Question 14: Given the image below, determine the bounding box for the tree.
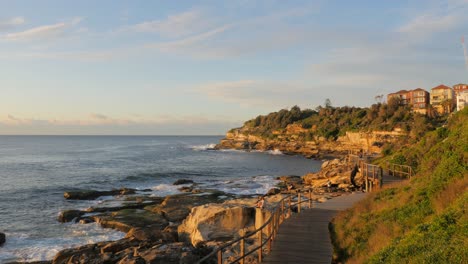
[374,94,384,104]
[325,98,332,108]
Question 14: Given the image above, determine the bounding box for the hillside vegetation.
[330,107,468,263]
[242,99,443,142]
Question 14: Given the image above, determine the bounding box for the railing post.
[258,229,262,262]
[379,167,383,188]
[298,192,301,213]
[218,250,222,264]
[365,174,369,192]
[280,200,284,223]
[267,222,272,252]
[240,229,245,264]
[288,196,292,216]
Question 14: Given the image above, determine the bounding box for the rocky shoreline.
[215,125,405,159]
[8,155,363,264]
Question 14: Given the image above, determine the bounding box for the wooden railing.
[386,162,413,178]
[197,190,315,264]
[348,154,383,192]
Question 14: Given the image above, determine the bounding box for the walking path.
[262,192,367,264]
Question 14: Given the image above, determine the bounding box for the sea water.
[0,136,320,262]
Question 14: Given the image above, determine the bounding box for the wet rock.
[118,255,146,264]
[173,179,194,185]
[148,192,227,223]
[277,175,302,183]
[52,244,98,264]
[79,218,93,224]
[138,242,197,264]
[178,186,193,192]
[57,210,85,223]
[0,232,5,246]
[125,227,177,243]
[85,199,163,213]
[178,204,255,246]
[92,209,168,233]
[100,238,138,254]
[64,188,137,200]
[266,188,281,196]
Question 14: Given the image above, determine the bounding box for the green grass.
[330,108,468,264]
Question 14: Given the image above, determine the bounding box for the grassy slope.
[330,108,468,264]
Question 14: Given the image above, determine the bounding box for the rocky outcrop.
[51,239,200,264]
[63,188,137,200]
[57,210,85,223]
[303,158,364,192]
[0,232,5,246]
[178,204,255,246]
[92,209,168,233]
[216,125,405,158]
[173,179,194,185]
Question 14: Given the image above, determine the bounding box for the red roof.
[431,84,452,90]
[412,88,427,92]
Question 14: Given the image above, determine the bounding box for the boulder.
[64,188,137,200]
[57,210,85,223]
[0,232,5,246]
[100,238,138,254]
[173,179,194,185]
[178,204,255,246]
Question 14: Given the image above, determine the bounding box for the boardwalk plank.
[262,193,367,264]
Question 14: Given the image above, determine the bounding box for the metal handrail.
[197,190,315,264]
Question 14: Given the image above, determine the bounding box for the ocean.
[0,136,321,262]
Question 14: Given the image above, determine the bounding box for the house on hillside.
[387,90,411,105]
[410,88,430,114]
[430,85,455,114]
[453,83,468,111]
[387,88,430,114]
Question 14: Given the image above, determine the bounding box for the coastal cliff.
[216,124,405,158]
[216,102,442,158]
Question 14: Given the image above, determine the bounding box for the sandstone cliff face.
[217,124,405,158]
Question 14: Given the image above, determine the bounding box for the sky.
[1,0,468,135]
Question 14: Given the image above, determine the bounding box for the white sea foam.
[267,149,283,155]
[190,143,217,151]
[0,224,124,262]
[151,183,185,196]
[201,175,280,196]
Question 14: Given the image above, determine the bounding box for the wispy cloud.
[2,17,82,41]
[0,16,25,31]
[398,13,461,37]
[125,9,212,38]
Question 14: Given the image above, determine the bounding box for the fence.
[386,162,413,178]
[197,190,315,264]
[348,154,383,192]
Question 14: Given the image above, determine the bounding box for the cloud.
[398,13,461,37]
[2,17,83,41]
[145,24,233,52]
[0,16,25,31]
[126,9,212,38]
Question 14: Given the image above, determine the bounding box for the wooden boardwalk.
[262,192,367,264]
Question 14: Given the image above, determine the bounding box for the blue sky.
[1,0,467,135]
